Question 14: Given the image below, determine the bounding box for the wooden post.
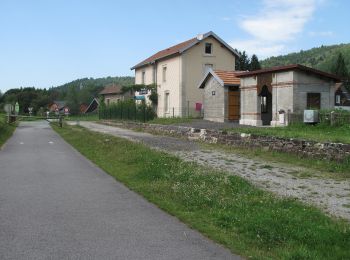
[330,111,335,126]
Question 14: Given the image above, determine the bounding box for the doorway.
[259,85,272,125]
[228,89,240,121]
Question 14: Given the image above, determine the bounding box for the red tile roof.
[99,84,122,95]
[214,70,241,85]
[235,64,341,82]
[131,31,240,70]
[131,38,197,70]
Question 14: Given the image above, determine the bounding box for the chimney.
[196,34,204,40]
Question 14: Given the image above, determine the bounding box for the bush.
[99,100,156,122]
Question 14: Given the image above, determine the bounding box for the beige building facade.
[131,31,239,117]
[237,65,341,126]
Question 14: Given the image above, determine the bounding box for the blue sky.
[0,0,348,92]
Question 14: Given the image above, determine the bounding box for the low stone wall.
[100,120,350,162]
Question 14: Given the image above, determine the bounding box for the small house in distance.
[99,84,133,106]
[198,69,241,122]
[236,64,341,126]
[49,101,69,113]
[335,83,350,110]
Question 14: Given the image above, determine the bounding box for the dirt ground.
[68,121,350,221]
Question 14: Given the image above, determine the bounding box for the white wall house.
[131,31,239,117]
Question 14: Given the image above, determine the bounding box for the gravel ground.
[165,119,245,130]
[70,121,350,221]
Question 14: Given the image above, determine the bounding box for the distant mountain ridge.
[261,43,350,74]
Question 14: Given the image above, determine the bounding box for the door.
[228,90,240,121]
[259,85,272,125]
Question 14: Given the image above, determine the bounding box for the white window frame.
[336,95,341,104]
[204,42,213,55]
[162,66,167,83]
[164,92,170,113]
[141,70,145,84]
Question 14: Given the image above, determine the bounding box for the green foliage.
[261,43,350,75]
[235,50,261,71]
[0,114,16,147]
[332,53,349,78]
[54,125,350,260]
[99,100,156,122]
[249,54,261,71]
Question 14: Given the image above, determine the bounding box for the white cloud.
[309,31,333,37]
[230,0,317,58]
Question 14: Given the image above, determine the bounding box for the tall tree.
[332,53,348,78]
[235,50,250,71]
[249,54,261,71]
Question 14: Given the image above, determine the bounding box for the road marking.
[48,141,54,144]
[19,142,24,145]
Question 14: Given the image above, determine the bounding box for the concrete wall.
[181,36,236,116]
[156,55,182,117]
[202,76,225,122]
[239,76,262,126]
[293,71,335,113]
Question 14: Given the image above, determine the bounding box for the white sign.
[4,104,13,114]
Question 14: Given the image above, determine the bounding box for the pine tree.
[249,54,261,71]
[332,53,348,78]
[235,50,250,71]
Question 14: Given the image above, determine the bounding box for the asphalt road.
[0,121,240,260]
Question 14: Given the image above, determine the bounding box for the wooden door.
[228,91,240,120]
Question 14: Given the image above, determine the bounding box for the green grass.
[148,117,195,125]
[65,113,99,121]
[0,115,16,148]
[227,123,350,144]
[53,124,350,259]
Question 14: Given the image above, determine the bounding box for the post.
[59,115,63,128]
[172,107,174,118]
[143,105,146,123]
[330,111,335,126]
[187,101,189,118]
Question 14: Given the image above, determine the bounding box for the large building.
[131,31,239,117]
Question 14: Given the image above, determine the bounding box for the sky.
[0,0,349,92]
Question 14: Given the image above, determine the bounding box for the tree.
[249,54,261,71]
[332,53,348,78]
[66,86,80,115]
[235,50,250,71]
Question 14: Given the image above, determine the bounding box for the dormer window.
[205,43,212,54]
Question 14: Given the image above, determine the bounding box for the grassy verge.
[0,115,16,148]
[148,117,195,125]
[53,124,350,259]
[227,123,350,144]
[65,113,99,121]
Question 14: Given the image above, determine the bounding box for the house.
[335,83,350,110]
[131,31,239,117]
[99,84,133,106]
[49,101,69,113]
[84,98,100,113]
[198,69,241,122]
[236,64,341,126]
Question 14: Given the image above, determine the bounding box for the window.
[261,96,267,113]
[307,93,321,109]
[336,95,341,104]
[162,66,167,82]
[164,92,170,112]
[141,71,145,84]
[204,64,213,74]
[106,98,110,106]
[212,91,216,96]
[205,43,212,54]
[139,88,148,95]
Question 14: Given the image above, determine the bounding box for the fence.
[287,110,350,126]
[99,102,156,122]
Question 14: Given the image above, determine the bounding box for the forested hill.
[55,76,134,93]
[261,43,350,74]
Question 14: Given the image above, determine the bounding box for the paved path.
[0,121,239,260]
[74,121,350,221]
